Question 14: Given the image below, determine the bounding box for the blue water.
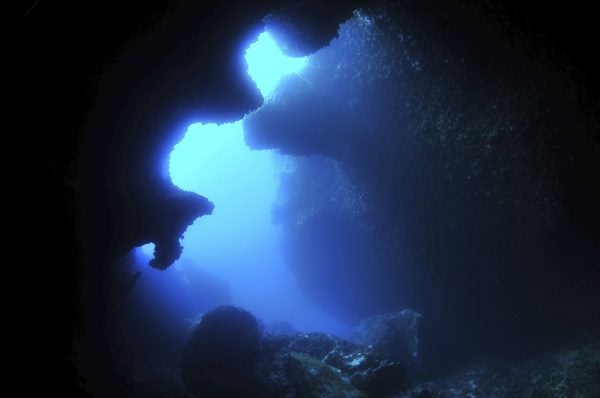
[138,31,349,336]
[245,31,307,98]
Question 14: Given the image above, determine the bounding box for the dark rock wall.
[27,1,356,395]
[245,2,600,371]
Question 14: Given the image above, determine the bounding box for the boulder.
[352,310,423,369]
[180,305,262,397]
[287,352,366,398]
[259,329,413,397]
[351,362,410,398]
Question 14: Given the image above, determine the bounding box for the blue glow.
[245,31,307,98]
[140,243,155,258]
[169,121,257,200]
[168,121,347,332]
[153,31,348,335]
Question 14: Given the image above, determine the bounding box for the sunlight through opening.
[245,31,307,98]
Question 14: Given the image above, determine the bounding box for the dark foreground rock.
[181,306,413,397]
[397,341,600,398]
[256,349,367,398]
[352,310,423,368]
[180,307,600,398]
[257,332,411,397]
[181,306,262,397]
[351,362,410,398]
[131,365,194,398]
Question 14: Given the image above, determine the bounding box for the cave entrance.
[138,31,347,335]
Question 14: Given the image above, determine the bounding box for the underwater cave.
[135,31,348,336]
[28,1,600,397]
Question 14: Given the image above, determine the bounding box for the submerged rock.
[287,332,344,359]
[131,365,194,398]
[181,308,600,397]
[181,307,417,397]
[257,332,408,397]
[352,310,423,369]
[262,320,297,336]
[397,341,600,398]
[323,339,380,374]
[258,351,367,398]
[245,1,600,372]
[180,305,262,397]
[351,361,410,398]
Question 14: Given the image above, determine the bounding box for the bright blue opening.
[140,242,155,258]
[245,31,307,98]
[148,30,349,335]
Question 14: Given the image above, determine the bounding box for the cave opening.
[134,30,349,337]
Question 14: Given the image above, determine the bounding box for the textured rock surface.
[256,332,412,397]
[397,341,600,398]
[179,308,600,398]
[181,308,415,397]
[351,362,410,398]
[258,351,367,398]
[352,310,423,369]
[245,3,600,371]
[134,337,600,398]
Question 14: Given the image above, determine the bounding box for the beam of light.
[168,120,261,200]
[156,30,347,336]
[245,31,307,98]
[140,243,155,258]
